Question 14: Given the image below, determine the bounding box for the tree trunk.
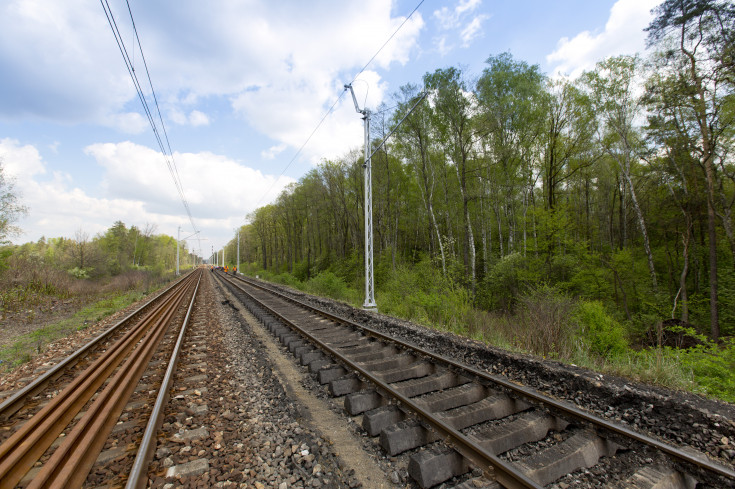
[618,157,657,291]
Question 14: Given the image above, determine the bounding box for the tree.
[72,229,90,269]
[476,53,546,259]
[582,55,658,291]
[0,160,28,244]
[424,67,478,291]
[646,0,735,340]
[394,83,447,276]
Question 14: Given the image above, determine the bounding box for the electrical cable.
[100,0,199,240]
[124,0,200,248]
[253,0,425,209]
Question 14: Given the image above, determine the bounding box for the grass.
[0,290,146,371]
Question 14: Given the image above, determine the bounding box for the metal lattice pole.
[345,84,377,310]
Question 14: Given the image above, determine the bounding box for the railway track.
[214,270,735,489]
[0,269,202,488]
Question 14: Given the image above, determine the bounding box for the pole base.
[362,301,378,312]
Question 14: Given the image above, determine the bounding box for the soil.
[0,296,88,348]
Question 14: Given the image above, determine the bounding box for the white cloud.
[460,15,488,47]
[2,138,292,249]
[233,70,387,164]
[546,0,660,78]
[0,138,46,177]
[86,141,293,218]
[169,108,188,125]
[0,0,134,122]
[0,0,423,152]
[261,144,286,160]
[432,0,487,55]
[104,112,149,134]
[0,138,140,241]
[188,110,209,127]
[169,109,210,127]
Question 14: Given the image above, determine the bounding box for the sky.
[0,0,661,259]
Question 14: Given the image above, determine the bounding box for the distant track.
[215,270,735,489]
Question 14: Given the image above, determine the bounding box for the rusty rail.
[0,270,201,489]
[0,273,191,421]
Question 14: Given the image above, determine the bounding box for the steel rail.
[0,271,199,489]
[0,272,192,421]
[27,270,201,488]
[227,273,735,483]
[125,272,201,489]
[218,273,540,489]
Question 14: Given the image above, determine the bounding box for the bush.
[67,267,91,279]
[478,252,535,312]
[272,272,304,290]
[573,300,628,359]
[305,271,351,301]
[376,259,471,330]
[518,286,575,358]
[680,339,735,402]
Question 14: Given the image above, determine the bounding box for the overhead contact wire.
[253,0,425,209]
[101,0,198,235]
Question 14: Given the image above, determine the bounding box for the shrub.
[573,300,628,359]
[272,272,303,290]
[305,271,351,301]
[67,267,91,279]
[517,286,575,358]
[478,252,527,312]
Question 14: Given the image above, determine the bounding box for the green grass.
[0,290,146,370]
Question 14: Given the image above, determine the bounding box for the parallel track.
[0,273,190,424]
[216,271,735,489]
[0,269,202,488]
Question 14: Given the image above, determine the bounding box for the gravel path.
[143,271,388,488]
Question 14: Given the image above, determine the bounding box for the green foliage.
[0,247,12,273]
[654,327,735,402]
[67,267,92,279]
[272,272,304,290]
[683,339,735,402]
[305,271,353,302]
[226,39,735,401]
[477,253,529,311]
[378,258,471,331]
[573,300,628,358]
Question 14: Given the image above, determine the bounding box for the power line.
[100,0,198,238]
[350,0,425,85]
[253,0,425,209]
[123,0,198,245]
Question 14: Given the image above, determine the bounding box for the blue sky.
[0,0,660,257]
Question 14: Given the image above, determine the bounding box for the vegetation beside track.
[0,289,151,370]
[243,261,735,404]
[0,235,181,370]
